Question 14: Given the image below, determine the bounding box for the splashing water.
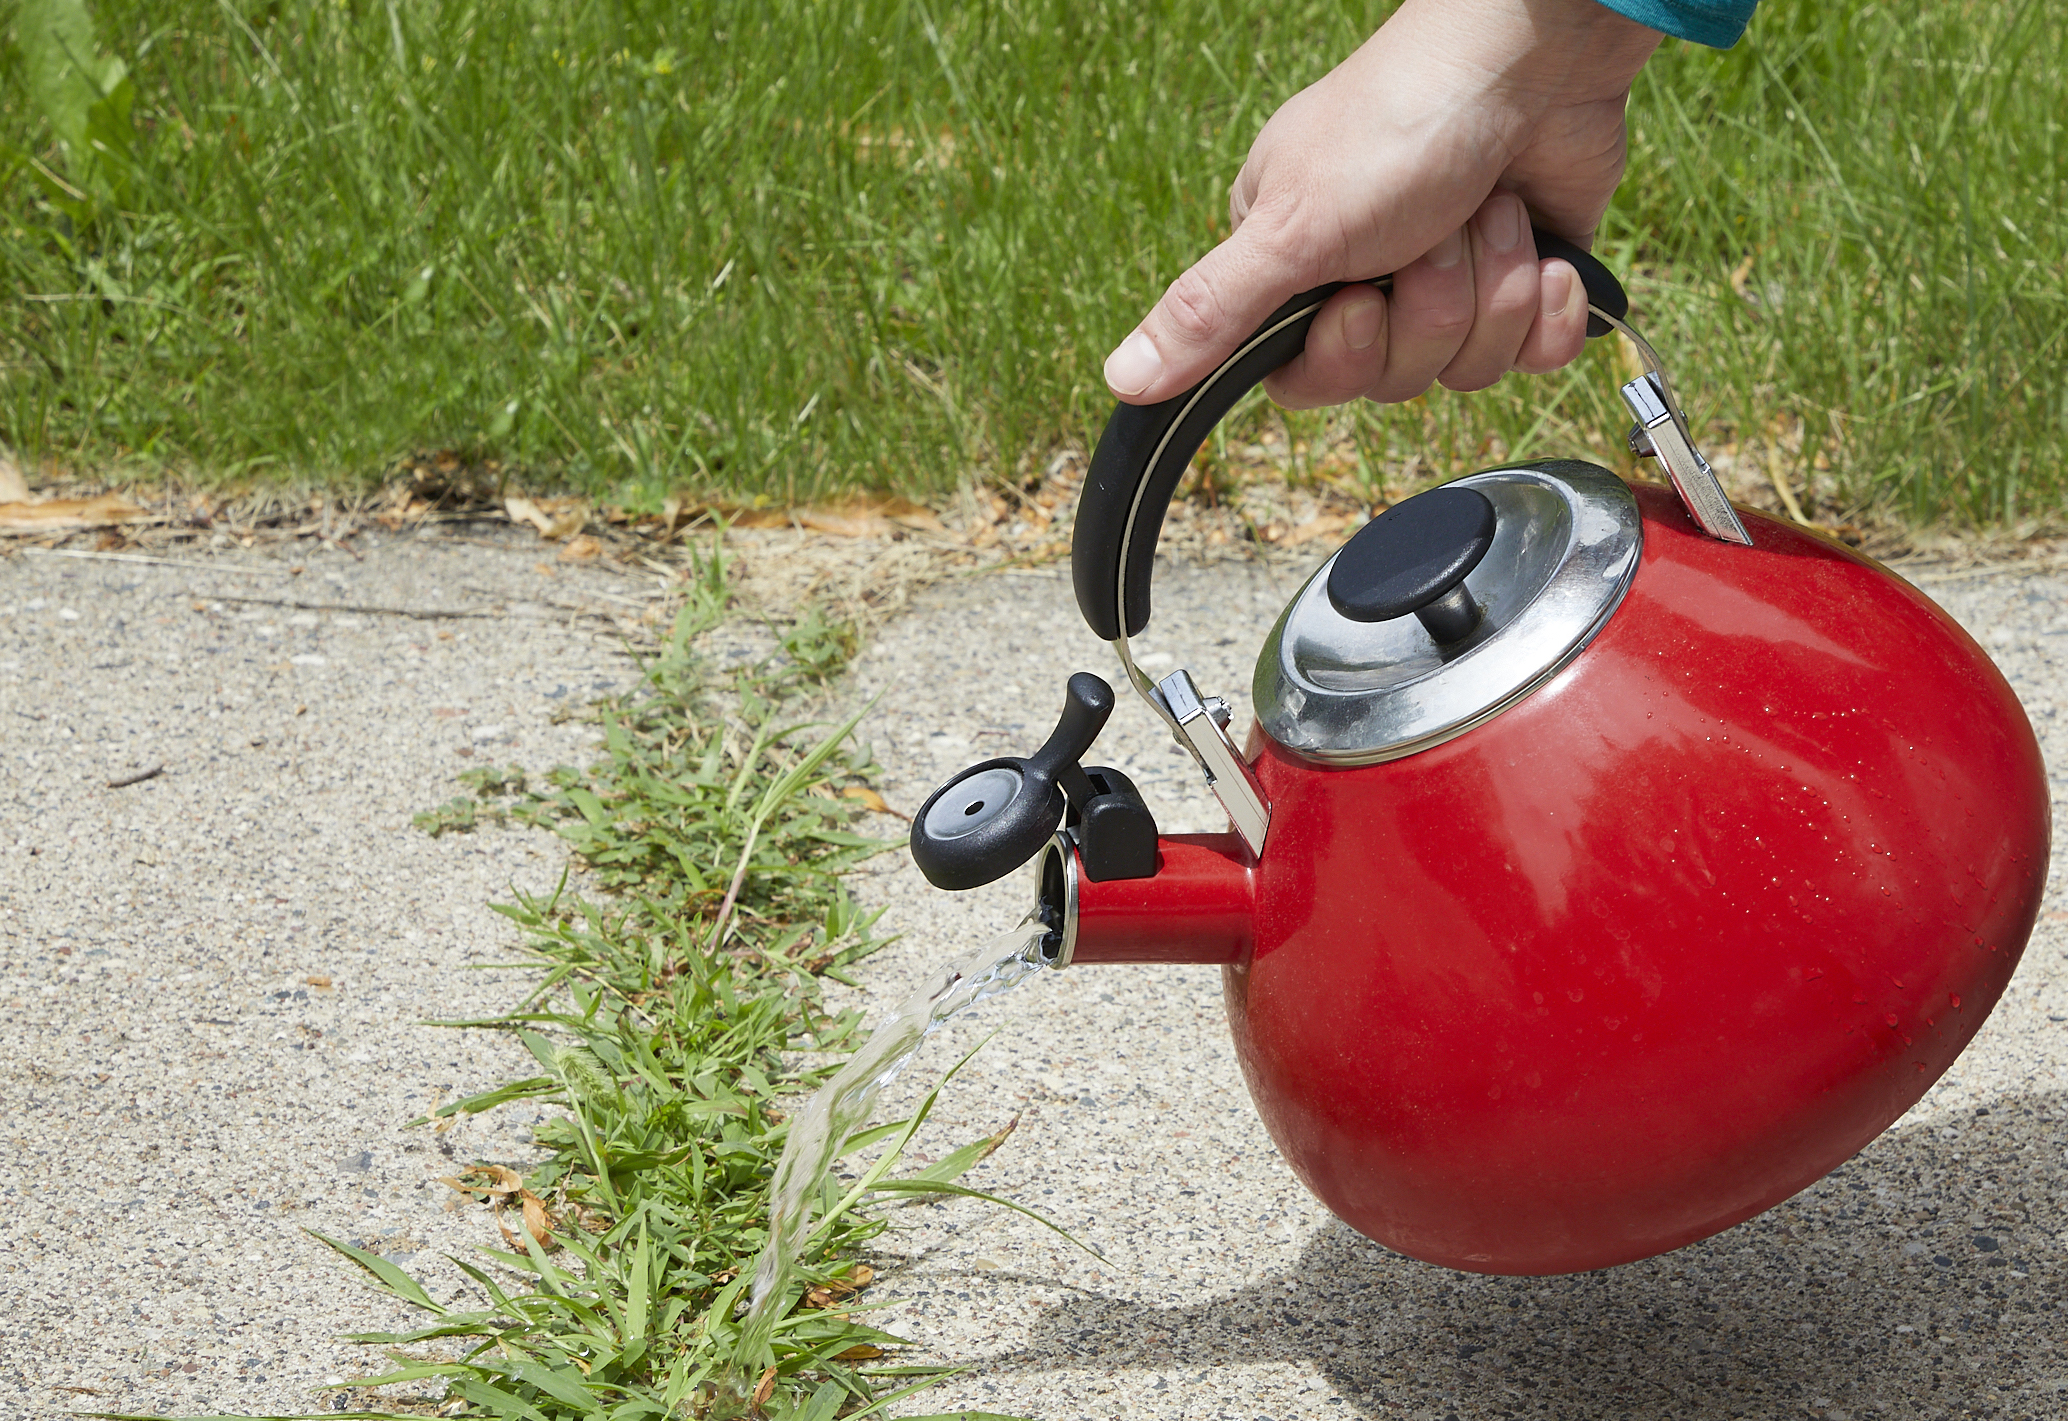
[714,916,1054,1407]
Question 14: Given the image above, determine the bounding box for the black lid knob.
[1326,486,1497,641]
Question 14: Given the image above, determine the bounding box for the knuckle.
[1368,373,1435,406]
[1268,355,1373,412]
[1488,279,1539,323]
[1439,367,1501,393]
[1394,277,1475,341]
[1244,206,1324,272]
[1420,306,1476,341]
[1160,267,1225,346]
[1263,377,1322,412]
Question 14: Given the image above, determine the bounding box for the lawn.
[2,0,2061,523]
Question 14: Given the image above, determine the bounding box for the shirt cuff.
[1590,0,1757,48]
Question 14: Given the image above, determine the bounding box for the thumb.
[1103,224,1313,405]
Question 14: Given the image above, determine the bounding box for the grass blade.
[304,1229,442,1313]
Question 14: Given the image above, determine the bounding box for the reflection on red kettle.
[909,237,2050,1276]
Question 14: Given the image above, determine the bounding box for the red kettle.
[909,238,2050,1276]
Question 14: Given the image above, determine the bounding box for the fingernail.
[1342,294,1385,352]
[1429,228,1466,270]
[1541,262,1575,318]
[1104,331,1164,397]
[1483,195,1523,254]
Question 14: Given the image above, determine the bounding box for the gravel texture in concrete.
[3,529,2064,1421]
[1,535,639,1418]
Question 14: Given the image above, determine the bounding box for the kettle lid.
[1253,460,1642,765]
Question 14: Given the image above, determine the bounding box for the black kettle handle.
[1071,229,1628,643]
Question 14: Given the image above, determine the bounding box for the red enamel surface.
[1068,833,1253,965]
[1076,485,2050,1275]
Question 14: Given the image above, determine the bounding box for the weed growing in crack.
[195,545,1035,1421]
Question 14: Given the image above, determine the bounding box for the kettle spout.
[1033,832,1253,967]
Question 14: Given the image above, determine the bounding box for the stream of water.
[712,915,1055,1409]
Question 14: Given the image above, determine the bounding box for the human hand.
[1101,0,1662,409]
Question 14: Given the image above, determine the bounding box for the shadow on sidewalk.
[989,1094,2066,1419]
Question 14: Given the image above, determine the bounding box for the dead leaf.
[505,494,589,541]
[662,492,697,536]
[840,785,891,815]
[796,509,887,538]
[804,1263,876,1309]
[1280,514,1350,548]
[558,533,604,563]
[305,974,332,990]
[751,1364,777,1411]
[794,495,944,538]
[0,453,27,504]
[492,1197,557,1252]
[832,1344,885,1361]
[0,493,148,530]
[890,506,946,534]
[446,1164,523,1199]
[1729,250,1757,303]
[518,1188,558,1250]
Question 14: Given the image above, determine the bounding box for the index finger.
[1103,218,1319,405]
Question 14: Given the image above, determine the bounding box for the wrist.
[1375,0,1661,109]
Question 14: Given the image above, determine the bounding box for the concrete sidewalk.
[3,527,2064,1421]
[1,533,643,1418]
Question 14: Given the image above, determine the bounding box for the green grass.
[3,0,2062,522]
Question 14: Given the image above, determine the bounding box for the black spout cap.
[909,673,1114,891]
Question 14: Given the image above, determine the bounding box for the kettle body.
[913,243,2050,1275]
[1209,486,2048,1273]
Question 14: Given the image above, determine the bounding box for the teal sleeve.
[1591,0,1758,48]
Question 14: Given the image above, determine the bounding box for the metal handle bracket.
[1156,668,1270,857]
[1598,311,1752,546]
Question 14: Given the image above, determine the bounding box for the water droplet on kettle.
[1949,994,1962,1009]
[1885,1014,1900,1028]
